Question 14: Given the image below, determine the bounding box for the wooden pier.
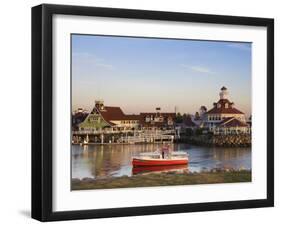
[72,129,177,144]
[118,134,174,144]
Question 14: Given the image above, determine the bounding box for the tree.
[182,113,188,121]
[194,112,200,120]
[175,112,183,123]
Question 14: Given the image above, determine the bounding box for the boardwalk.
[118,134,174,144]
[72,129,178,144]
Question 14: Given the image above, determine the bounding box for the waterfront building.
[74,100,176,132]
[213,117,250,135]
[77,100,139,131]
[139,112,176,130]
[202,87,250,134]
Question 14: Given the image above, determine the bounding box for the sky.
[72,34,252,117]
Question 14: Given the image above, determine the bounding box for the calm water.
[72,143,251,179]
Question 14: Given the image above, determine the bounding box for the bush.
[195,128,204,135]
[185,128,194,136]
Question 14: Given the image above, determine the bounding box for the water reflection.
[71,143,251,179]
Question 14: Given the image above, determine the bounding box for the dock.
[72,129,178,144]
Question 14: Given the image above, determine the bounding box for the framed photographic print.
[32,4,274,221]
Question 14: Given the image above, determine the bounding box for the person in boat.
[161,145,170,159]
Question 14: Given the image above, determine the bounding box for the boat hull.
[132,158,188,167]
[133,164,187,175]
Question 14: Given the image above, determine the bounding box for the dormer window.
[225,103,228,108]
[217,103,221,108]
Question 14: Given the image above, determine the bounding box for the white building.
[203,87,250,134]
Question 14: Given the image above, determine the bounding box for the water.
[72,143,251,179]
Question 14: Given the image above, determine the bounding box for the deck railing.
[72,129,176,135]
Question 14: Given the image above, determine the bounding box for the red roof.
[218,117,248,127]
[206,99,244,114]
[92,105,175,127]
[123,114,141,120]
[98,106,141,121]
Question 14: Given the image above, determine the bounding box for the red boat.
[132,150,188,167]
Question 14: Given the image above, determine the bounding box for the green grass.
[72,170,251,190]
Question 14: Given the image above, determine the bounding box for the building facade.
[202,87,250,134]
[73,100,176,132]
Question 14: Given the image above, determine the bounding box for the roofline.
[205,108,244,114]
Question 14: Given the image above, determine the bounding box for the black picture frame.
[32,4,274,222]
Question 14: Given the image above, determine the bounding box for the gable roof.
[90,105,176,125]
[206,99,244,114]
[218,117,249,127]
[98,106,141,121]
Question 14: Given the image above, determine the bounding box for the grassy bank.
[72,170,251,190]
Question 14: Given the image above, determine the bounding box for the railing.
[72,129,177,144]
[119,134,174,143]
[72,129,176,135]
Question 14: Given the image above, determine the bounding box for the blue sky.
[72,34,252,117]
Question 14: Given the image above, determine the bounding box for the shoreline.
[72,170,251,190]
[72,134,251,147]
[72,140,251,148]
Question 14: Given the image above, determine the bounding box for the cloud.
[73,52,114,70]
[94,62,114,70]
[180,64,214,74]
